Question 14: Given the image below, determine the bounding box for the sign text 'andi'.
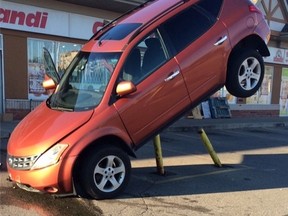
[0,7,48,29]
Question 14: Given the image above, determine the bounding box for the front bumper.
[7,156,76,194]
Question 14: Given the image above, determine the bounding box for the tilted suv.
[7,0,270,199]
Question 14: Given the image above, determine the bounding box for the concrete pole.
[153,134,165,175]
[198,128,222,167]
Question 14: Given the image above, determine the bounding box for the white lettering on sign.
[0,8,48,29]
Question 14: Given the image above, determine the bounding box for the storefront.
[264,47,288,116]
[0,0,117,119]
[212,0,288,118]
[212,46,288,117]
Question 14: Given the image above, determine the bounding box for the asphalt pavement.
[1,116,288,216]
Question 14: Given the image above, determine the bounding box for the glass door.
[0,34,4,114]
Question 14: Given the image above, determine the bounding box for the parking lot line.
[131,165,254,185]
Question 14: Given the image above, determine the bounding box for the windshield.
[97,23,142,41]
[47,51,121,111]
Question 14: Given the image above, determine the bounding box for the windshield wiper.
[50,106,74,112]
[47,96,74,112]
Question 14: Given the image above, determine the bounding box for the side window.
[120,30,168,84]
[196,0,223,18]
[162,3,216,53]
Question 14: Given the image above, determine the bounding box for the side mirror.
[43,78,56,90]
[116,81,136,97]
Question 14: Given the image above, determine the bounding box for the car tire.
[79,145,131,200]
[226,49,264,98]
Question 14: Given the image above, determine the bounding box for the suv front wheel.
[226,48,264,98]
[79,145,131,199]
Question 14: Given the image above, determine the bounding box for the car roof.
[82,0,187,52]
[121,0,184,25]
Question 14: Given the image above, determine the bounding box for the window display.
[280,68,288,116]
[215,65,273,105]
[27,38,82,100]
[246,65,273,104]
[0,34,3,114]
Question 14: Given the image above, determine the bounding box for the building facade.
[0,0,288,120]
[226,0,288,117]
[0,0,119,119]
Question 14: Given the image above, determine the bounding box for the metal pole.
[198,128,222,167]
[153,134,165,175]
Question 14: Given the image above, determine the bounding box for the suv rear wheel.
[226,48,264,98]
[79,145,131,199]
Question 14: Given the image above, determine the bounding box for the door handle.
[214,35,227,46]
[165,70,180,82]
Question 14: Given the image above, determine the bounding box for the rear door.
[114,30,190,145]
[162,0,230,102]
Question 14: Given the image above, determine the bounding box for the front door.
[114,31,190,145]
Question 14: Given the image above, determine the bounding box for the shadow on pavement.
[122,153,288,199]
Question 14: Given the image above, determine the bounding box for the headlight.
[31,144,68,170]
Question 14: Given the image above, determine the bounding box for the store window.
[0,34,3,114]
[215,87,237,104]
[27,38,82,100]
[280,67,288,116]
[246,65,273,104]
[212,85,237,104]
[214,65,274,105]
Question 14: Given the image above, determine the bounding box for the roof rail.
[128,0,186,44]
[89,0,156,41]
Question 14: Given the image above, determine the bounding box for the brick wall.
[230,104,280,118]
[231,109,279,118]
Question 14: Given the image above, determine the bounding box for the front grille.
[7,154,39,170]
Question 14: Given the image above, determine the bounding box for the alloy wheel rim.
[93,155,125,193]
[238,57,261,91]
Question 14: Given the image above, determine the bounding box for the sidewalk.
[1,116,288,140]
[0,121,19,139]
[168,116,288,132]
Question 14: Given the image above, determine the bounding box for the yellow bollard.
[153,134,165,175]
[198,128,222,167]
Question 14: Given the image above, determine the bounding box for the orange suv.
[7,0,270,199]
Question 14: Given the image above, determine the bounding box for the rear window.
[97,23,142,41]
[162,6,213,53]
[161,0,223,54]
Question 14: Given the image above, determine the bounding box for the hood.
[8,102,93,156]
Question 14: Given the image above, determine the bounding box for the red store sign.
[0,1,106,40]
[0,8,48,29]
[264,47,288,66]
